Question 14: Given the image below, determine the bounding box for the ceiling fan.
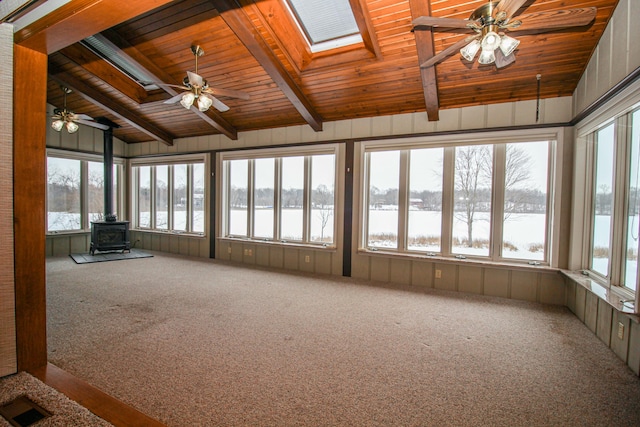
[160,45,250,113]
[51,86,109,133]
[412,0,597,69]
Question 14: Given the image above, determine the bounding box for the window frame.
[357,128,565,267]
[218,144,341,249]
[46,149,124,234]
[573,78,640,305]
[130,154,208,236]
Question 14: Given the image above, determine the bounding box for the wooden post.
[13,43,48,372]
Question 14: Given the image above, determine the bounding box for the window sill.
[358,248,558,273]
[560,270,638,318]
[47,230,89,236]
[218,236,336,252]
[132,229,206,238]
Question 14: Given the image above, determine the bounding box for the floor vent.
[0,396,52,427]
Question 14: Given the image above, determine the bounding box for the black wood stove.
[89,121,130,255]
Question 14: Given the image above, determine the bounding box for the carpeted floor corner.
[0,372,112,427]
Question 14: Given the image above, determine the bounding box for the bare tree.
[314,184,333,241]
[454,145,492,247]
[455,144,533,247]
[503,144,533,220]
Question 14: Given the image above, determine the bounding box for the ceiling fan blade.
[187,71,204,88]
[507,8,597,33]
[203,87,251,101]
[163,93,187,104]
[155,82,188,90]
[210,96,230,112]
[420,35,479,68]
[413,15,473,30]
[74,113,94,121]
[76,119,110,131]
[495,0,529,20]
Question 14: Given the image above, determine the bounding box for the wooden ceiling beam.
[101,29,238,140]
[210,0,323,132]
[49,69,174,146]
[14,0,174,54]
[408,0,440,122]
[59,43,148,104]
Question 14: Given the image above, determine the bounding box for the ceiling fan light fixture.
[180,92,195,110]
[481,30,501,52]
[478,47,496,65]
[499,34,520,57]
[65,120,79,134]
[197,94,213,112]
[51,119,65,132]
[460,39,481,62]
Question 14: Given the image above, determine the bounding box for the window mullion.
[274,158,282,240]
[248,160,255,238]
[81,161,89,230]
[441,147,455,256]
[611,115,629,286]
[168,165,174,232]
[491,145,506,261]
[303,157,311,242]
[398,150,409,251]
[186,164,192,232]
[150,166,157,230]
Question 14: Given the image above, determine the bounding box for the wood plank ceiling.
[14,0,620,144]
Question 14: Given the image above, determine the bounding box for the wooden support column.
[13,43,48,372]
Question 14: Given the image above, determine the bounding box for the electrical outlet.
[435,269,442,279]
[305,255,310,263]
[618,322,625,340]
[227,246,232,254]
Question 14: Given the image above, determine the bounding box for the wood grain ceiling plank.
[102,29,238,140]
[49,70,174,146]
[210,0,323,132]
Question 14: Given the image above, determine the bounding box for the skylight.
[285,0,362,53]
[81,34,158,91]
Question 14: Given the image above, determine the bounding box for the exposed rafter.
[210,0,323,132]
[49,69,174,146]
[101,29,238,140]
[59,43,148,104]
[14,0,174,54]
[408,0,440,122]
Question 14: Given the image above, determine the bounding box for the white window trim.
[46,149,125,234]
[217,144,344,249]
[355,127,566,267]
[130,153,208,236]
[571,80,640,305]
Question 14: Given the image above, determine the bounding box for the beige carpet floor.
[46,252,640,426]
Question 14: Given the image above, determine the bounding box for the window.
[285,0,362,52]
[221,147,338,246]
[47,151,123,233]
[362,136,556,264]
[132,156,207,234]
[583,109,640,294]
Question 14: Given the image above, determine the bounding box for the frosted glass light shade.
[51,119,64,131]
[478,48,496,65]
[197,94,213,112]
[180,92,195,109]
[65,120,79,133]
[481,31,501,52]
[460,39,481,62]
[499,34,520,57]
